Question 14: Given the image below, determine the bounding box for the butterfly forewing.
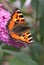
[7,8,26,32]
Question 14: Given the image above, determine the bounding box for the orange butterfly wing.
[8,8,25,31]
[10,30,33,44]
[20,30,33,44]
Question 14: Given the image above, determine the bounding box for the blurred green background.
[0,0,44,65]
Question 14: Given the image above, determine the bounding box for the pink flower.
[0,4,27,48]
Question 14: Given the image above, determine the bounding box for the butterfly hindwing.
[20,30,33,44]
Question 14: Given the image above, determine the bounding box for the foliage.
[10,0,16,2]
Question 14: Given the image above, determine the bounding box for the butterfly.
[6,8,33,44]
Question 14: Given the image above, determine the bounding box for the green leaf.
[20,0,26,7]
[9,52,38,65]
[0,47,3,61]
[10,0,16,2]
[39,12,44,44]
[31,0,44,18]
[29,40,43,62]
[0,41,2,45]
[2,45,20,51]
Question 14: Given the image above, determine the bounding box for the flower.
[0,4,27,48]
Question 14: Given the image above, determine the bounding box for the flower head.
[0,4,27,48]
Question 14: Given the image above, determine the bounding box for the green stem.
[36,0,39,21]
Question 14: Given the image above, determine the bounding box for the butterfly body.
[7,8,33,44]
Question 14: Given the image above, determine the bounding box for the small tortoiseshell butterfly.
[6,8,33,44]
